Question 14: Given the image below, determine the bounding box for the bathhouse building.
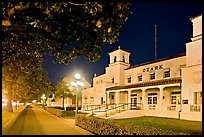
[81,15,202,121]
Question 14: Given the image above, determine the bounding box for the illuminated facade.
[81,15,202,121]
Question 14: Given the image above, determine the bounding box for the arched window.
[114,56,117,62]
[122,56,125,62]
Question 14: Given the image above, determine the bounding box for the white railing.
[190,105,201,112]
[166,105,181,111]
[148,105,157,110]
[167,105,176,111]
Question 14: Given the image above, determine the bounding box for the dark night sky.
[42,2,202,86]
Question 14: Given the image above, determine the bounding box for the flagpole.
[155,25,157,60]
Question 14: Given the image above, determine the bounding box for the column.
[128,90,131,109]
[106,91,109,104]
[115,91,119,105]
[160,87,164,111]
[128,90,131,104]
[142,88,146,110]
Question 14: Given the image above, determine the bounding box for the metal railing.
[82,104,105,111]
[82,103,143,117]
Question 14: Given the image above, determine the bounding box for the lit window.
[150,72,155,80]
[164,70,170,78]
[127,77,131,83]
[148,97,152,104]
[153,97,157,104]
[171,96,177,104]
[138,75,142,81]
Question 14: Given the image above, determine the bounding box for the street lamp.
[41,94,46,106]
[70,73,84,115]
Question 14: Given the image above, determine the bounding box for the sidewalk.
[6,105,94,135]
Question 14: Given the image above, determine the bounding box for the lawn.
[2,105,27,128]
[113,116,202,135]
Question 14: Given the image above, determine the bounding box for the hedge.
[75,114,189,135]
[44,107,75,118]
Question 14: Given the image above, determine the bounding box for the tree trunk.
[7,83,13,112]
[62,97,64,109]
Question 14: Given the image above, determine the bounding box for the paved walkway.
[6,105,94,135]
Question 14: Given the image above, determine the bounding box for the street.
[6,105,94,135]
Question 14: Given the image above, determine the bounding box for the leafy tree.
[2,2,132,63]
[55,81,73,109]
[2,2,132,111]
[2,34,53,111]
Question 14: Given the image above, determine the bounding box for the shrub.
[75,114,189,135]
[44,107,75,118]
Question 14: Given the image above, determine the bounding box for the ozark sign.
[143,65,163,72]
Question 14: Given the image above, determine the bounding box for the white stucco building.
[81,15,202,121]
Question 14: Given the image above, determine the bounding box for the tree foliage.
[55,80,73,108]
[2,2,132,111]
[2,2,132,63]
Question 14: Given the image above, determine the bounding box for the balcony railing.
[167,105,176,111]
[190,105,201,112]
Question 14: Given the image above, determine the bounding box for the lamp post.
[105,91,108,118]
[70,73,84,115]
[41,94,46,106]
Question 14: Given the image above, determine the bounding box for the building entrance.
[131,94,137,109]
[148,93,158,110]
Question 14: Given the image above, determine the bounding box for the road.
[6,105,94,135]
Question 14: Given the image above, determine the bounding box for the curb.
[2,105,27,135]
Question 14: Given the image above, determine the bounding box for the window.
[171,96,177,104]
[153,97,157,104]
[148,93,157,96]
[114,56,117,62]
[122,56,125,62]
[131,94,137,96]
[182,100,188,104]
[138,75,142,82]
[148,97,152,104]
[171,91,181,95]
[148,93,158,105]
[111,78,114,83]
[127,77,131,83]
[101,97,103,104]
[111,95,114,99]
[164,69,170,78]
[193,92,202,104]
[150,72,155,80]
[171,91,181,104]
[148,96,157,104]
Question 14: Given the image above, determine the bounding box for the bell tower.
[109,46,130,64]
[105,46,131,85]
